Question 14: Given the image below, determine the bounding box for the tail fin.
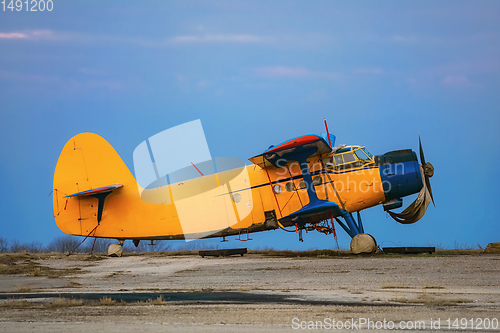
[52,133,137,236]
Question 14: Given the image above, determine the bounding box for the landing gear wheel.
[350,233,377,254]
[108,243,123,257]
[367,233,377,248]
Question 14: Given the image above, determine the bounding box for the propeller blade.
[419,134,435,207]
[425,177,435,207]
[388,134,435,224]
[419,134,426,165]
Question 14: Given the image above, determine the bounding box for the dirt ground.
[0,251,499,332]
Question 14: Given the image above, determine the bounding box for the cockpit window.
[324,146,374,170]
[336,148,351,154]
[342,152,356,163]
[355,149,370,161]
[362,148,373,159]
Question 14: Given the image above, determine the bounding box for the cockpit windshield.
[323,146,374,170]
[361,148,373,159]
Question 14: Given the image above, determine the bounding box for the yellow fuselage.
[53,133,385,240]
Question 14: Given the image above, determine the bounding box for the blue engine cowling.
[376,149,423,202]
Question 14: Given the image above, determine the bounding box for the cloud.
[177,74,187,82]
[0,69,128,94]
[255,66,310,77]
[418,59,499,91]
[0,32,28,39]
[252,66,342,80]
[0,29,68,41]
[171,34,265,43]
[0,29,268,47]
[0,70,62,84]
[197,79,213,88]
[0,29,160,46]
[392,35,417,43]
[79,67,108,76]
[353,68,383,75]
[441,75,470,87]
[436,59,500,75]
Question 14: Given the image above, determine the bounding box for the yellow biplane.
[52,120,434,254]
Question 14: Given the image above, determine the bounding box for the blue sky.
[1,1,499,250]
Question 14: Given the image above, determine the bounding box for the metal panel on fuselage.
[248,157,385,221]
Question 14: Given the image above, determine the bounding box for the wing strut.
[330,210,339,250]
[263,163,282,218]
[324,118,332,147]
[68,224,99,254]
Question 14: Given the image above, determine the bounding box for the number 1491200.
[2,0,53,11]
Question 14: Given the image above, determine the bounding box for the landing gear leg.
[333,211,376,254]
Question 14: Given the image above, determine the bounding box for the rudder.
[52,133,137,236]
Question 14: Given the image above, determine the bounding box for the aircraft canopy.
[323,145,374,170]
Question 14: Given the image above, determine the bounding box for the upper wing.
[248,135,332,168]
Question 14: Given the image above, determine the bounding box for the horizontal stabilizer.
[64,184,123,198]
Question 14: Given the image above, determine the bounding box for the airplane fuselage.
[53,133,423,242]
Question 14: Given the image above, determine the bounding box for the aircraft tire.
[350,233,377,254]
[366,233,377,248]
[108,243,123,257]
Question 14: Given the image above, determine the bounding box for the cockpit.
[323,145,374,170]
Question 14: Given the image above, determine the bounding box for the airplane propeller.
[419,135,435,207]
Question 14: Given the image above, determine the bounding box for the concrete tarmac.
[0,252,499,332]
